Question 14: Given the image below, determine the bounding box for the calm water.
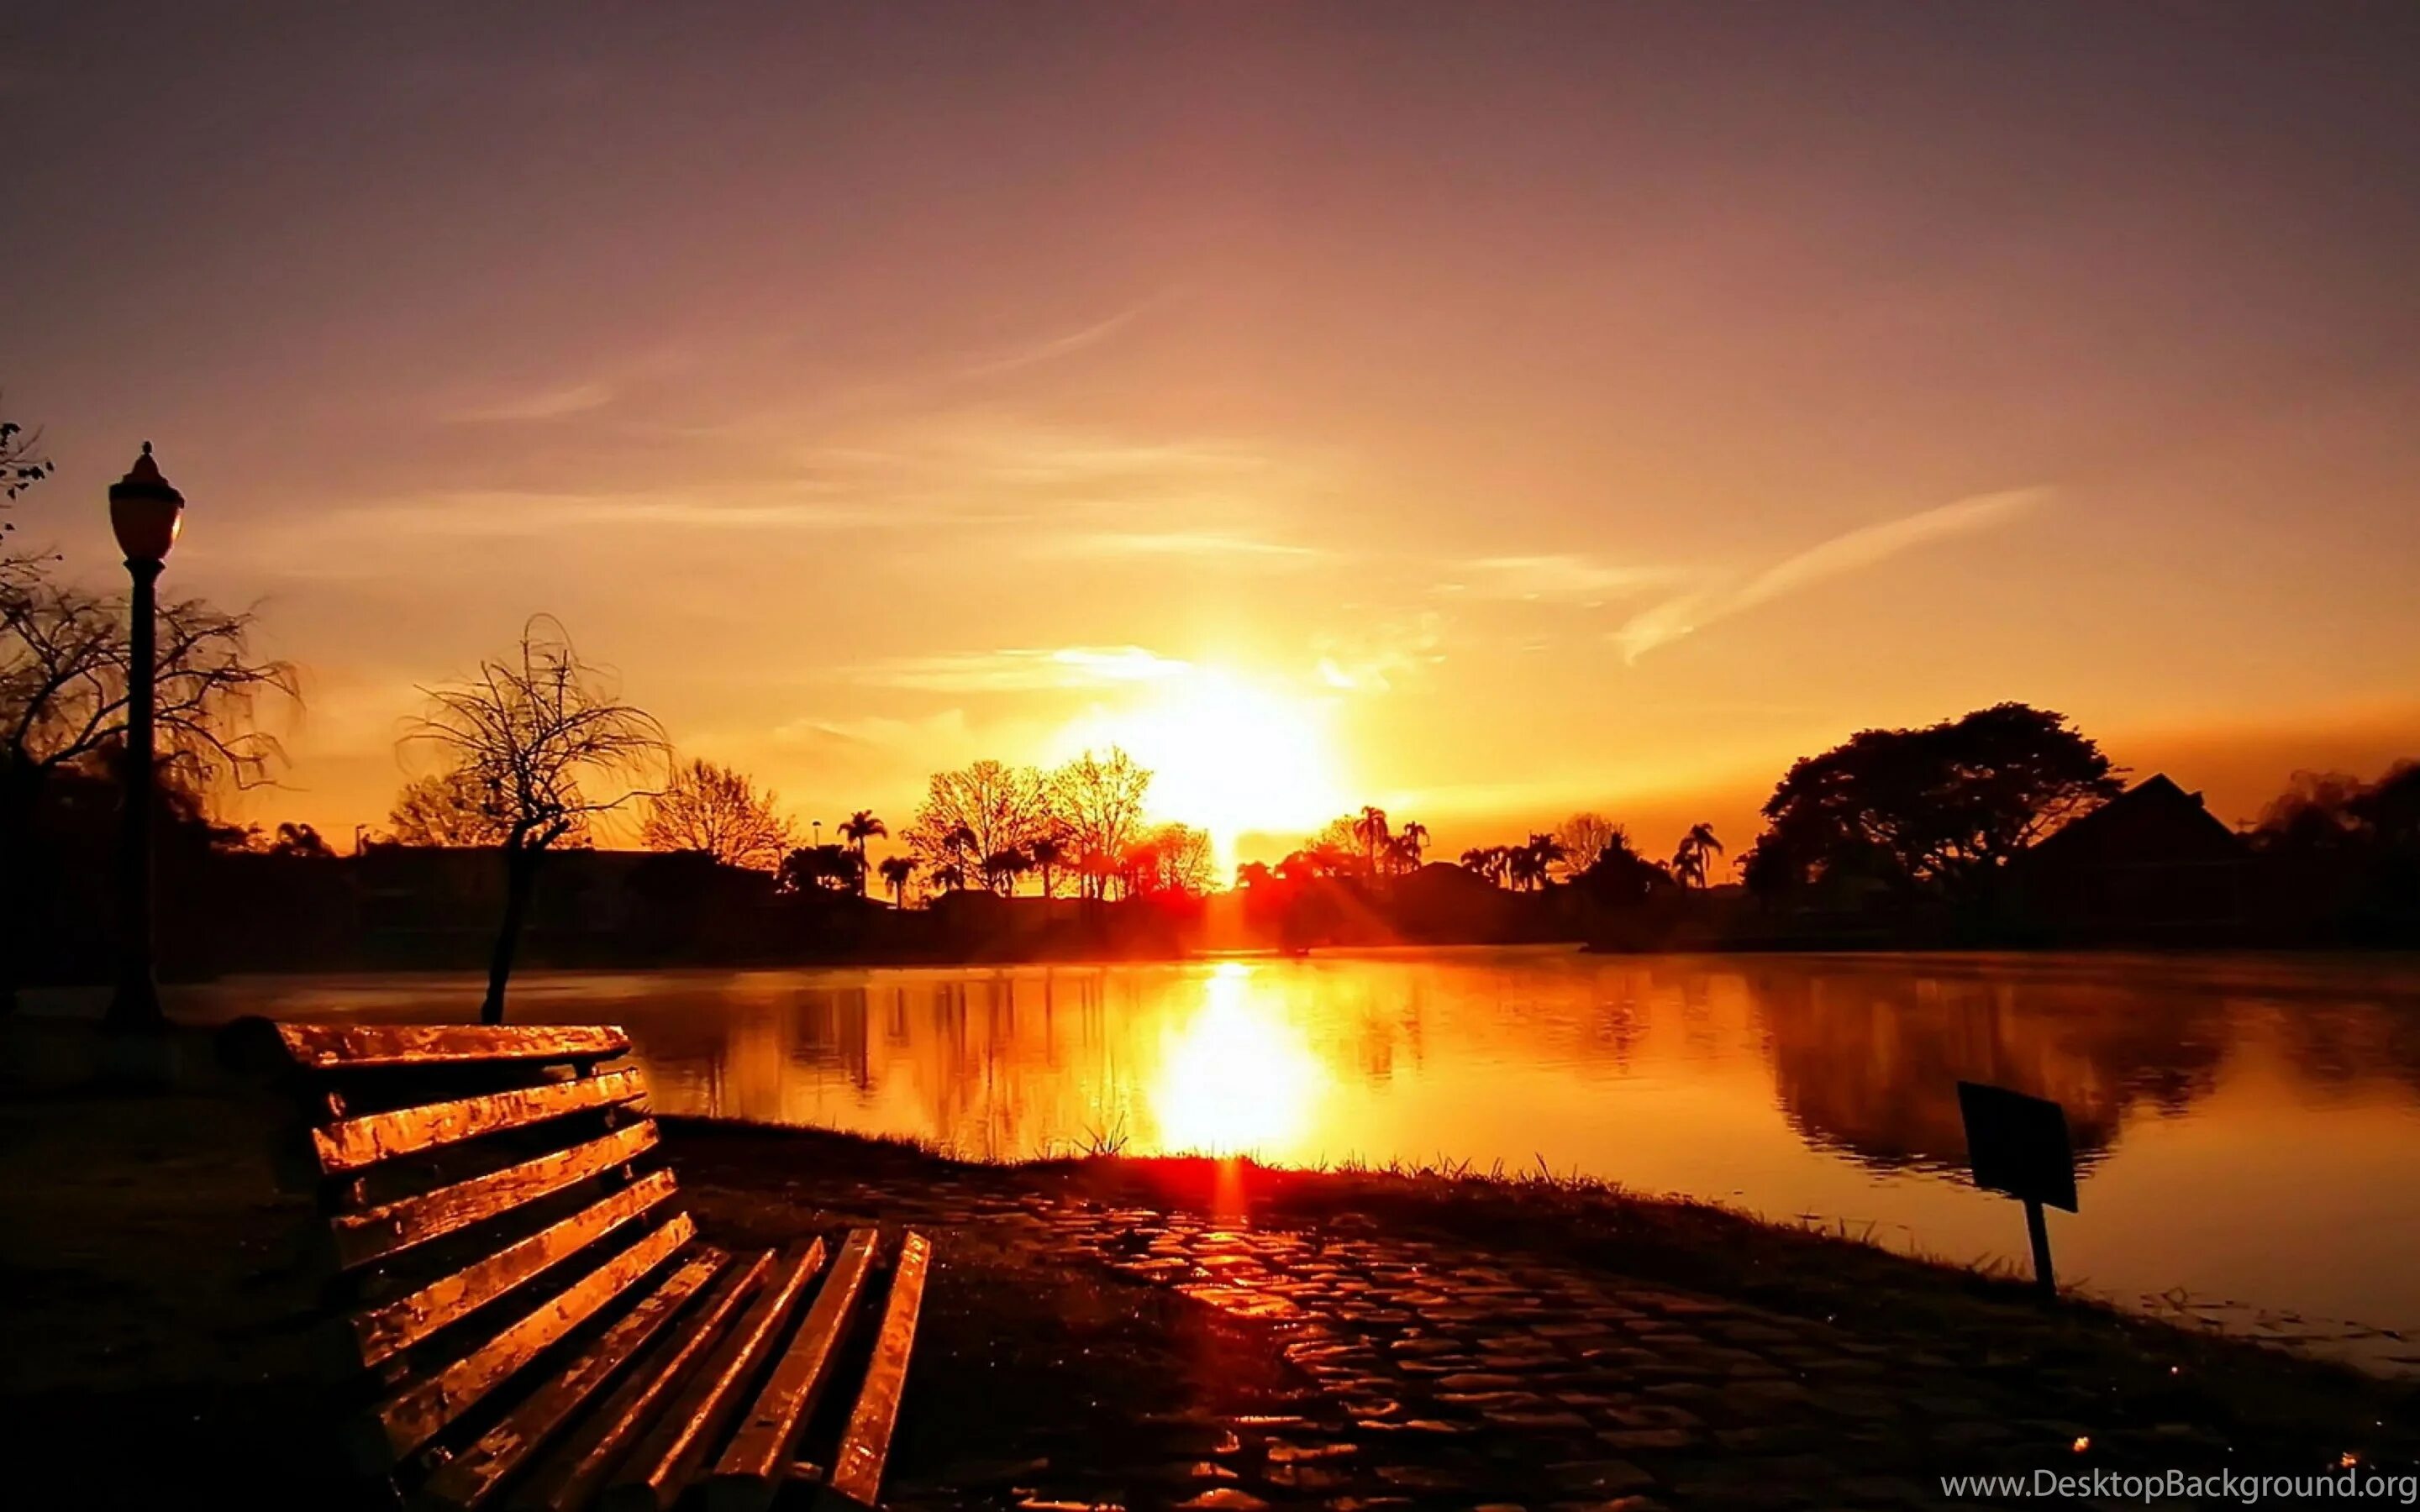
[170,948,2420,1372]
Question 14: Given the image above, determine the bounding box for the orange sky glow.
[8,4,2419,871]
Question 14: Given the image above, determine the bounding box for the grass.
[659,1112,2420,1465]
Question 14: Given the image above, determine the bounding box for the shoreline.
[3,1047,2416,1505]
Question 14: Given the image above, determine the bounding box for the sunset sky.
[9,3,2420,867]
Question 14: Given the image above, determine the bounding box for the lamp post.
[104,444,184,1031]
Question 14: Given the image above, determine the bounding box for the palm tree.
[1384,832,1422,876]
[1460,845,1513,886]
[983,847,1032,895]
[1028,833,1066,898]
[1672,822,1724,890]
[878,854,916,908]
[1352,806,1390,872]
[929,859,966,894]
[1506,847,1544,892]
[838,810,886,893]
[1522,832,1567,890]
[1398,820,1429,867]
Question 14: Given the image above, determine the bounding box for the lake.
[169,948,2420,1373]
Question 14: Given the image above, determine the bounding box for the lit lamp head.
[108,442,185,564]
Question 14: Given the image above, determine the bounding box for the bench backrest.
[240,1021,697,1483]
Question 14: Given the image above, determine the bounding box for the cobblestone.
[981,1198,2243,1509]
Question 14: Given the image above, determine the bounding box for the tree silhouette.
[877,853,917,907]
[838,809,886,893]
[639,758,792,869]
[0,398,55,572]
[1556,811,1622,874]
[1127,822,1215,896]
[1579,827,1673,904]
[267,821,334,858]
[387,768,516,847]
[981,847,1034,894]
[1050,748,1150,899]
[2,579,296,1010]
[906,759,1047,895]
[1671,822,1724,889]
[1027,831,1068,898]
[406,617,664,1024]
[780,843,864,895]
[1507,832,1565,891]
[1460,844,1510,886]
[1353,806,1391,871]
[1743,702,2121,904]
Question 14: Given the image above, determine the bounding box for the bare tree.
[406,617,664,1023]
[386,768,515,846]
[905,759,1049,895]
[1,579,296,1008]
[1127,821,1215,896]
[0,400,55,579]
[639,757,793,869]
[1048,748,1151,899]
[1555,811,1623,874]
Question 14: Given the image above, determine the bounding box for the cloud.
[1615,487,2052,661]
[1050,530,1328,562]
[446,382,618,423]
[956,306,1149,379]
[1313,613,1447,692]
[1448,554,1676,603]
[849,645,1194,693]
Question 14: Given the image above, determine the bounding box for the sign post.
[1954,1081,2077,1299]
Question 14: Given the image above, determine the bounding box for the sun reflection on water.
[1146,962,1328,1156]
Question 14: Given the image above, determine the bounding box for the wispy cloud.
[446,381,618,423]
[957,306,1150,380]
[850,645,1194,693]
[1050,529,1328,562]
[1447,553,1677,603]
[1314,613,1447,692]
[1615,487,2052,661]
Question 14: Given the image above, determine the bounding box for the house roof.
[2024,773,2244,869]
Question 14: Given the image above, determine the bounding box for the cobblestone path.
[997,1201,2191,1512]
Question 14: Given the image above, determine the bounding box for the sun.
[1060,667,1346,859]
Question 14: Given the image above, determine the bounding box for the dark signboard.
[1956,1081,2078,1214]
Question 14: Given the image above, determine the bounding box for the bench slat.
[332,1121,661,1273]
[360,1211,696,1469]
[350,1168,680,1368]
[823,1231,931,1510]
[313,1067,646,1176]
[276,1023,632,1070]
[703,1228,880,1512]
[420,1248,729,1511]
[509,1251,771,1512]
[602,1240,826,1512]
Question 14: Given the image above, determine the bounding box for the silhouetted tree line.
[2244,764,2420,944]
[10,385,2417,1014]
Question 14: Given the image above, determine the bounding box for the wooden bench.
[232,1020,931,1512]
